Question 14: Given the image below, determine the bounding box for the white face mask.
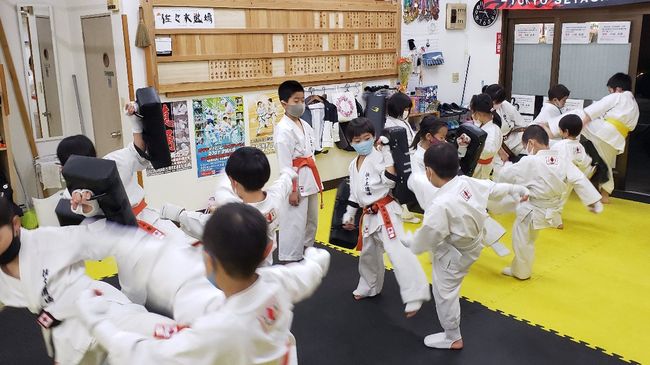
[525,141,535,155]
[402,110,410,121]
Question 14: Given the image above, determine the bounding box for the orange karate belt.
[356,195,396,251]
[132,199,165,238]
[292,156,324,208]
[478,156,494,165]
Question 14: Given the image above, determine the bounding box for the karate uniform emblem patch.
[258,299,281,333]
[460,189,472,201]
[546,156,558,165]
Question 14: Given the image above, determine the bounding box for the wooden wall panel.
[149,0,399,95]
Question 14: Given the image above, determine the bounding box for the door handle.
[111,131,122,138]
[41,111,51,117]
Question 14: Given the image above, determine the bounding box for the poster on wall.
[146,101,192,177]
[247,93,283,154]
[193,96,245,178]
[598,21,630,44]
[511,94,535,115]
[514,24,542,44]
[483,0,650,10]
[154,7,215,29]
[561,23,591,44]
[544,23,555,44]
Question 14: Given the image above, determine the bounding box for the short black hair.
[470,94,493,114]
[522,125,550,146]
[607,73,632,91]
[225,147,271,191]
[0,197,16,228]
[423,143,459,179]
[484,84,506,104]
[411,116,447,149]
[548,84,570,101]
[558,114,583,137]
[345,117,376,141]
[278,80,304,102]
[202,203,268,279]
[386,92,413,119]
[57,135,97,166]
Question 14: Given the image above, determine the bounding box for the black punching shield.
[55,198,85,227]
[364,93,387,138]
[329,179,362,249]
[61,155,137,226]
[136,87,172,169]
[451,123,487,176]
[385,126,416,205]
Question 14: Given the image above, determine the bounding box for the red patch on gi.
[154,323,190,339]
[258,299,281,333]
[460,189,472,201]
[546,156,558,165]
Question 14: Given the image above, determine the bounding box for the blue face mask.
[351,139,374,156]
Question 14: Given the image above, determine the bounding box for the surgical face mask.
[351,139,374,156]
[0,231,20,265]
[285,103,305,118]
[525,141,536,156]
[402,110,410,121]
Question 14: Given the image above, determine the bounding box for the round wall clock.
[472,1,498,28]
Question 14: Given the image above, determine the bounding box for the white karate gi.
[274,115,322,261]
[498,149,602,279]
[81,252,329,365]
[497,100,528,155]
[0,222,176,365]
[551,138,594,177]
[581,91,639,194]
[472,120,502,180]
[385,115,416,146]
[533,102,563,126]
[343,149,430,304]
[407,175,526,347]
[175,169,296,265]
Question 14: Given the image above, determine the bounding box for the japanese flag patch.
[265,209,277,224]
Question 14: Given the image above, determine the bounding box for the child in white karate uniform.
[470,94,503,180]
[404,143,529,350]
[342,118,431,316]
[552,114,594,178]
[274,81,323,262]
[76,203,330,365]
[498,125,603,280]
[534,84,571,129]
[384,92,420,223]
[580,73,640,202]
[161,147,297,266]
[485,84,528,164]
[0,198,177,365]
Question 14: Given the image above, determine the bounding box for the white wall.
[401,0,502,105]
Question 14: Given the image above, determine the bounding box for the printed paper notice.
[598,21,630,44]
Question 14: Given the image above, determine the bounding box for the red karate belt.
[292,156,324,208]
[478,156,494,165]
[356,196,396,251]
[132,199,165,238]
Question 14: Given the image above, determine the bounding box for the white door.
[35,16,63,137]
[81,15,122,156]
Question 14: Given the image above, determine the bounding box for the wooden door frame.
[499,4,650,194]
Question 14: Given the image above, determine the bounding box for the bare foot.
[353,294,366,300]
[556,224,564,230]
[450,339,464,350]
[600,190,610,204]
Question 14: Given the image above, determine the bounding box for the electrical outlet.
[452,73,460,83]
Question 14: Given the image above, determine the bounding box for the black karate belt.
[37,309,62,329]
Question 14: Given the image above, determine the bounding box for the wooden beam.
[157,48,398,63]
[0,18,37,158]
[140,2,159,89]
[161,69,397,96]
[122,14,135,100]
[155,27,397,35]
[0,66,9,116]
[151,0,398,12]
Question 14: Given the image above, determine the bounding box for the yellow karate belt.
[605,117,630,138]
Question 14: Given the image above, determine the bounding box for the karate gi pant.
[354,217,430,304]
[473,163,494,180]
[278,194,318,261]
[590,138,618,194]
[510,211,540,280]
[431,243,482,340]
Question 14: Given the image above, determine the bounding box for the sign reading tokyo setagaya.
[483,0,650,10]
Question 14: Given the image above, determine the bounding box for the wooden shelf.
[152,0,399,12]
[155,27,396,35]
[157,48,398,63]
[409,111,440,118]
